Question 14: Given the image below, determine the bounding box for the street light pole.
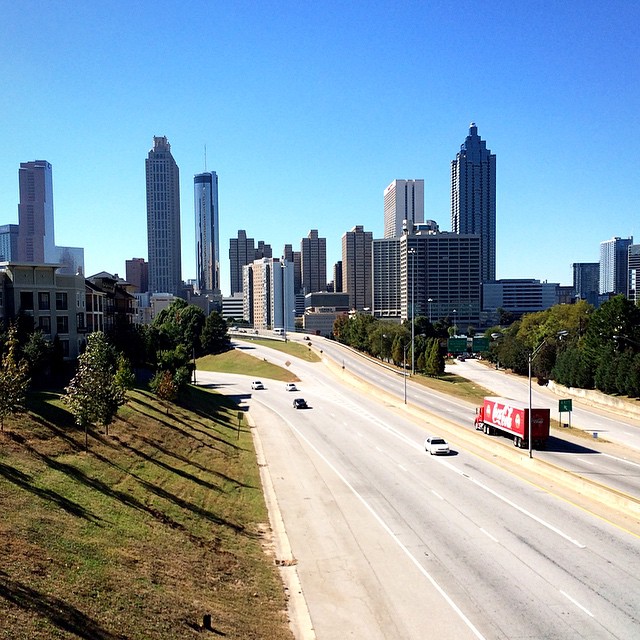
[528,330,568,458]
[403,342,409,404]
[428,298,433,324]
[281,258,287,342]
[408,247,416,375]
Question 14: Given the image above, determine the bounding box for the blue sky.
[1,1,638,295]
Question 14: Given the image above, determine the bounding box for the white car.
[251,380,264,390]
[425,437,450,455]
[285,382,298,392]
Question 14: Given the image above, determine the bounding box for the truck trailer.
[474,396,551,449]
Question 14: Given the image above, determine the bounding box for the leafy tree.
[22,330,52,389]
[150,370,178,412]
[154,299,206,355]
[391,336,404,367]
[424,338,444,377]
[201,311,230,354]
[416,349,426,373]
[63,332,124,447]
[0,324,30,431]
[114,354,135,398]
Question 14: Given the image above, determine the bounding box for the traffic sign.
[472,337,489,352]
[447,337,468,353]
[559,399,572,412]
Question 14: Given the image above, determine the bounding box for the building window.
[56,292,68,310]
[20,291,34,311]
[39,316,51,334]
[38,292,50,310]
[56,315,69,334]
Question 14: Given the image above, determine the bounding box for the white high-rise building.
[383,179,424,239]
[599,236,633,296]
[146,136,182,295]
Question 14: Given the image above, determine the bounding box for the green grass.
[238,338,321,363]
[197,349,300,382]
[0,387,294,640]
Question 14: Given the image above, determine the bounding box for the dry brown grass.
[0,387,294,640]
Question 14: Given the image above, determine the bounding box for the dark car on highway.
[293,398,308,409]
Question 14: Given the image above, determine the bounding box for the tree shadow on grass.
[0,461,103,523]
[133,434,257,489]
[0,570,125,640]
[112,436,224,493]
[27,447,249,537]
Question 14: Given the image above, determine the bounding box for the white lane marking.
[560,590,594,617]
[577,458,595,465]
[431,489,444,500]
[285,418,487,640]
[601,452,640,469]
[439,459,586,548]
[398,464,408,472]
[480,528,498,543]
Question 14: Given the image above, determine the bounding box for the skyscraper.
[451,123,496,282]
[229,230,256,296]
[572,262,599,306]
[146,136,182,295]
[17,160,57,263]
[342,225,373,311]
[599,236,633,296]
[301,229,327,294]
[194,171,220,294]
[383,179,424,239]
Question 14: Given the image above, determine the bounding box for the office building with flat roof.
[301,229,326,294]
[342,225,373,312]
[383,179,424,239]
[146,136,182,295]
[599,236,633,296]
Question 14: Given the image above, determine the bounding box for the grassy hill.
[0,386,294,640]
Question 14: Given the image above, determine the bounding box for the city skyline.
[1,2,638,294]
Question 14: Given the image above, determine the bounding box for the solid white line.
[577,458,595,465]
[431,489,444,500]
[560,590,594,617]
[601,452,640,468]
[287,420,487,640]
[480,528,498,543]
[398,464,408,472]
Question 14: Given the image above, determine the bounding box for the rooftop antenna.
[204,144,207,172]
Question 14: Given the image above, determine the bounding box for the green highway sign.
[559,399,573,412]
[472,337,489,352]
[447,337,468,353]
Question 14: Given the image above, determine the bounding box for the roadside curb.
[248,410,316,639]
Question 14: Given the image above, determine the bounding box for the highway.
[309,335,640,499]
[197,338,640,639]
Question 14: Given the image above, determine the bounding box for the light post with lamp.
[408,247,416,375]
[428,298,433,324]
[280,258,288,342]
[452,309,457,336]
[403,341,410,404]
[528,330,568,458]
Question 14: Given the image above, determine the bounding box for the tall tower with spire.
[451,123,496,282]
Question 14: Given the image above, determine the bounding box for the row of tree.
[332,313,447,376]
[0,300,232,437]
[485,295,640,397]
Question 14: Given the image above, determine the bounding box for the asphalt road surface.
[197,340,640,639]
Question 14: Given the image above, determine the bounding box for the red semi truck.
[474,396,551,449]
